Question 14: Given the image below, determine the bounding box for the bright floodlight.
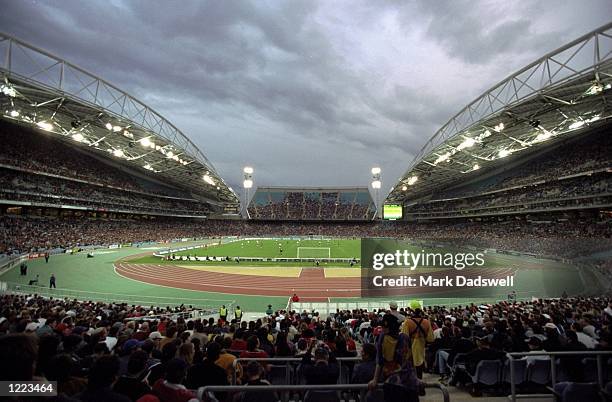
[203,174,215,185]
[569,120,585,130]
[401,185,408,191]
[473,163,480,171]
[498,149,511,158]
[457,137,476,150]
[243,166,254,174]
[72,133,84,142]
[139,137,151,147]
[243,179,253,189]
[371,180,381,189]
[534,130,552,142]
[494,122,505,132]
[434,152,450,165]
[1,84,17,97]
[407,176,418,185]
[371,167,381,175]
[113,149,124,158]
[36,121,53,131]
[105,122,113,130]
[9,110,19,117]
[112,125,122,132]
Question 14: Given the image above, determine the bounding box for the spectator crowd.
[0,292,611,401]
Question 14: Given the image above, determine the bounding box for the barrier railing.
[0,254,27,276]
[507,350,612,401]
[0,281,235,311]
[291,292,543,316]
[231,357,361,386]
[199,382,449,402]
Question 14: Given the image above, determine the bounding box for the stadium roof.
[387,22,612,203]
[255,186,371,192]
[0,32,238,204]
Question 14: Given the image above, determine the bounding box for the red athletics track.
[114,262,517,302]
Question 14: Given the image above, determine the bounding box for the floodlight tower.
[242,166,254,217]
[371,167,382,219]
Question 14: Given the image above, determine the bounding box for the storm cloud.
[1,0,609,194]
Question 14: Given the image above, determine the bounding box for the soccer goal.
[297,247,331,259]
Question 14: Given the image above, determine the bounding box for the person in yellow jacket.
[235,306,243,322]
[401,308,434,379]
[219,305,227,322]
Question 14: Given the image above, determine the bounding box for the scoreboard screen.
[383,204,403,220]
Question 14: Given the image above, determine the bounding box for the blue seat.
[527,359,551,385]
[553,382,601,402]
[503,359,528,385]
[471,360,502,386]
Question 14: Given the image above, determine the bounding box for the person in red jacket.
[152,358,195,402]
[291,293,300,303]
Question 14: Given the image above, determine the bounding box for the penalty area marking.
[297,247,331,259]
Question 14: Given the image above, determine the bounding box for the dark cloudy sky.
[1,1,610,195]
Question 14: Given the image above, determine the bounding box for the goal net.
[297,247,331,259]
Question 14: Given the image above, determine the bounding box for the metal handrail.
[199,382,449,402]
[231,357,361,386]
[506,350,612,401]
[0,281,234,309]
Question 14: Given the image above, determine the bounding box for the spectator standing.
[401,308,434,378]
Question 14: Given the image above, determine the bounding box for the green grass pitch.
[133,239,362,266]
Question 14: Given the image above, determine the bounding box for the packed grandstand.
[0,19,611,402]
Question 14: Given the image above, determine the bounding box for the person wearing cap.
[388,301,405,323]
[543,323,563,351]
[149,331,163,349]
[119,339,144,375]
